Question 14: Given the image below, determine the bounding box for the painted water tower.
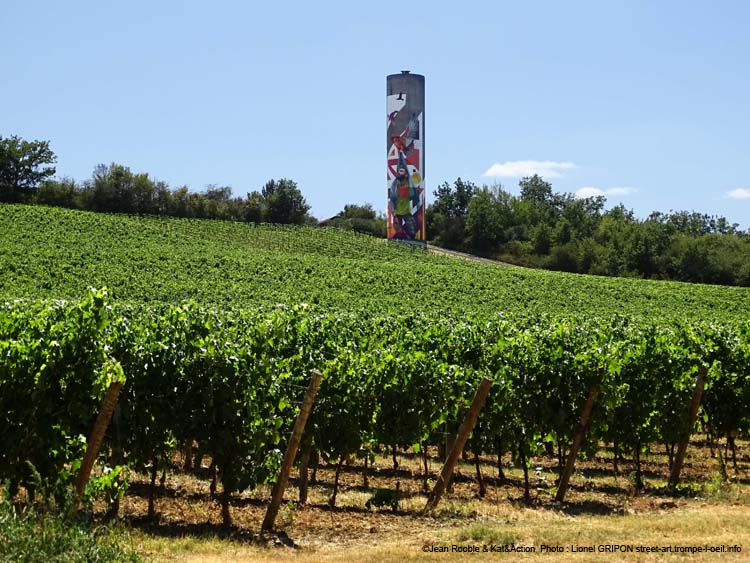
[386,71,425,244]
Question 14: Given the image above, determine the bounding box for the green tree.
[86,163,144,213]
[327,203,386,237]
[244,191,265,222]
[35,178,80,208]
[560,195,605,239]
[519,174,553,204]
[341,203,377,220]
[532,223,552,255]
[546,241,580,272]
[426,178,477,249]
[0,135,57,202]
[553,218,573,245]
[431,177,476,217]
[623,221,673,278]
[517,175,558,226]
[465,186,507,253]
[261,178,311,224]
[202,185,241,220]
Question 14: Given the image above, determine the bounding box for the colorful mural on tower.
[386,75,425,243]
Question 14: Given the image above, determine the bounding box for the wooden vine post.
[75,380,124,510]
[668,366,708,489]
[555,381,600,502]
[297,432,314,504]
[262,369,323,532]
[423,377,492,514]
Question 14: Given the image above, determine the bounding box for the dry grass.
[135,505,750,562]
[109,440,750,562]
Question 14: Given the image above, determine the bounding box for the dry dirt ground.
[111,440,750,562]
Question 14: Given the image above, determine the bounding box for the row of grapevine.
[2,290,750,523]
[4,204,750,323]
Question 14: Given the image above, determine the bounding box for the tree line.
[1,134,388,233]
[0,135,313,225]
[427,176,750,286]
[3,133,749,286]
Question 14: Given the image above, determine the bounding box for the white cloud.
[575,187,605,198]
[574,186,637,199]
[727,188,750,200]
[483,160,576,178]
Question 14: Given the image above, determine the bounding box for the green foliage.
[465,186,510,253]
[0,503,141,563]
[426,178,477,249]
[261,178,311,224]
[2,206,750,520]
[532,223,552,255]
[326,203,387,237]
[4,293,748,513]
[425,175,750,286]
[0,288,115,497]
[365,488,399,511]
[83,465,128,514]
[8,140,315,225]
[341,203,378,220]
[519,174,554,205]
[0,135,57,202]
[431,177,476,218]
[36,177,80,208]
[4,204,749,320]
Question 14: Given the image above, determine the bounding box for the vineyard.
[2,204,750,560]
[2,204,750,320]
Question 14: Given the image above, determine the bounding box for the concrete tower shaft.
[386,71,425,243]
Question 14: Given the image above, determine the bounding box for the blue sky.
[3,1,750,227]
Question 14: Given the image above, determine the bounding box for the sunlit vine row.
[2,290,749,520]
